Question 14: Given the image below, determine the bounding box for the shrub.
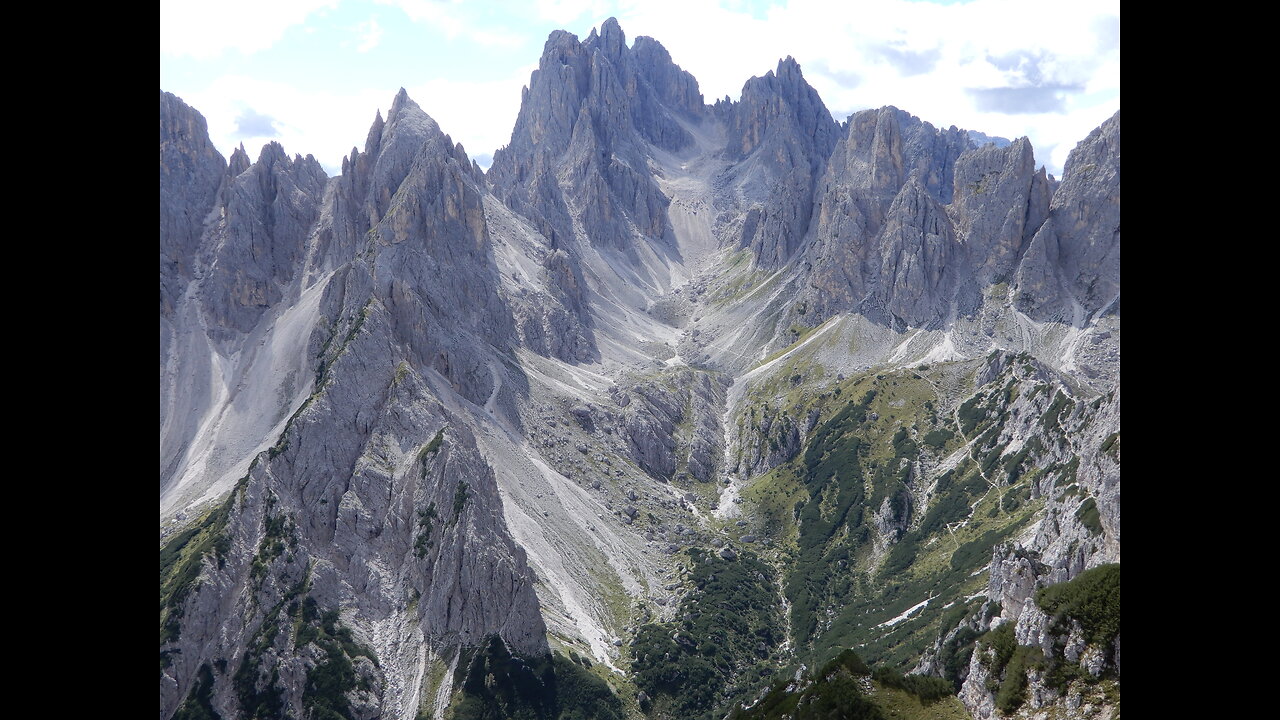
[872,666,954,704]
[923,429,954,450]
[994,646,1043,714]
[449,482,470,525]
[1075,497,1103,536]
[1035,564,1120,646]
[173,663,221,720]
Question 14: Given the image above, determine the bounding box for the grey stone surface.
[1016,111,1121,320]
[721,57,840,267]
[802,106,974,326]
[160,90,225,321]
[200,141,328,339]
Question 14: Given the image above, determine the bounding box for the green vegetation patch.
[449,481,470,526]
[296,598,378,720]
[994,645,1042,714]
[631,549,783,720]
[731,650,883,720]
[234,580,377,720]
[250,503,298,585]
[1101,432,1120,460]
[938,625,982,692]
[736,365,1037,672]
[419,429,445,479]
[1040,391,1074,433]
[415,503,438,559]
[950,527,1017,572]
[978,621,1016,683]
[1035,564,1120,647]
[447,635,622,720]
[1075,497,1103,536]
[957,394,988,436]
[872,666,953,705]
[234,591,298,719]
[788,389,878,644]
[922,428,954,451]
[731,649,971,720]
[174,663,223,720]
[160,487,237,645]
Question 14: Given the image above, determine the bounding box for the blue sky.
[160,0,1119,177]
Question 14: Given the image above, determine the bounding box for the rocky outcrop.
[160,90,225,320]
[200,141,328,340]
[160,330,547,718]
[318,91,438,266]
[508,246,596,363]
[802,106,973,326]
[616,368,729,482]
[872,486,914,543]
[733,402,804,479]
[1015,111,1121,320]
[951,137,1051,285]
[160,90,554,719]
[954,377,1120,719]
[721,57,840,268]
[877,176,961,326]
[488,18,697,249]
[369,123,517,402]
[160,94,331,507]
[485,18,713,362]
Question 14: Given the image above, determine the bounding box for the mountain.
[160,18,1118,720]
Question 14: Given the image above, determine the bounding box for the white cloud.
[180,64,536,176]
[605,0,1118,175]
[356,17,383,52]
[405,64,538,162]
[536,0,611,24]
[160,0,339,59]
[375,0,527,47]
[163,1,1117,177]
[182,76,398,175]
[375,0,464,37]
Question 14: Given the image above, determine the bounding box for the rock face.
[160,91,225,321]
[876,176,961,326]
[161,17,1119,720]
[951,137,1050,285]
[802,106,973,326]
[159,92,551,720]
[953,382,1120,719]
[488,18,694,249]
[1016,111,1121,320]
[721,57,840,268]
[732,402,805,479]
[617,368,729,483]
[200,142,328,340]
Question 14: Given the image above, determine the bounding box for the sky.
[160,0,1119,178]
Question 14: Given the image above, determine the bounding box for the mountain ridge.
[160,18,1118,720]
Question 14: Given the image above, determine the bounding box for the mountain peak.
[256,140,288,166]
[777,55,802,78]
[600,16,625,43]
[389,87,419,120]
[228,143,251,176]
[586,16,627,59]
[384,89,440,141]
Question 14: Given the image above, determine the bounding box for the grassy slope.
[730,352,1087,680]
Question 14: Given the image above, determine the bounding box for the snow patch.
[877,596,934,628]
